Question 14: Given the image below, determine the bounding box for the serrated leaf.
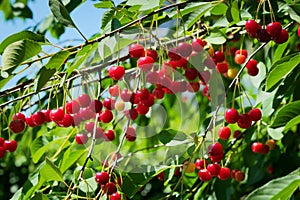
[111,18,121,31]
[2,40,41,71]
[266,53,300,91]
[245,169,300,200]
[270,100,300,128]
[45,51,70,70]
[94,1,114,9]
[40,157,64,182]
[49,0,76,27]
[101,9,115,30]
[35,68,56,93]
[0,31,46,54]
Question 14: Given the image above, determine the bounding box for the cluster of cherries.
[251,139,276,155]
[0,137,17,158]
[94,171,121,200]
[245,20,289,44]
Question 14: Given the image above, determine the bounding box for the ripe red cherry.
[208,142,223,156]
[248,66,259,76]
[245,20,261,38]
[89,99,103,113]
[120,89,134,102]
[237,114,252,129]
[124,109,138,120]
[136,88,150,101]
[137,56,154,71]
[177,42,193,57]
[195,159,208,170]
[49,108,65,122]
[145,49,158,61]
[207,163,221,176]
[0,147,5,158]
[104,182,117,195]
[251,142,263,153]
[41,109,52,122]
[25,116,36,127]
[85,122,95,133]
[188,82,200,92]
[71,114,81,126]
[109,66,125,81]
[66,100,80,114]
[157,171,164,181]
[140,94,154,107]
[218,126,231,140]
[213,51,225,63]
[109,85,119,97]
[126,126,136,141]
[273,29,289,44]
[198,169,212,182]
[9,119,25,133]
[260,144,270,155]
[192,38,206,52]
[209,153,224,163]
[216,63,228,73]
[235,49,248,57]
[103,98,115,110]
[111,192,121,200]
[104,130,115,141]
[75,133,89,145]
[129,44,145,58]
[266,22,282,37]
[248,108,262,121]
[12,112,26,122]
[218,167,231,180]
[95,171,109,185]
[136,103,149,115]
[4,140,17,152]
[233,130,242,138]
[100,110,113,123]
[32,111,46,126]
[79,107,94,121]
[58,114,73,127]
[225,108,239,124]
[257,29,271,42]
[234,171,245,182]
[0,137,4,146]
[185,68,198,80]
[78,94,91,108]
[234,54,246,65]
[152,87,165,99]
[298,27,300,37]
[246,59,259,76]
[168,48,181,61]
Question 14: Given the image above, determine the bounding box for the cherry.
[246,59,259,76]
[126,126,136,141]
[207,163,221,176]
[124,109,138,120]
[136,103,149,115]
[129,44,145,58]
[234,54,246,65]
[103,98,115,110]
[9,119,25,133]
[145,49,158,61]
[187,82,200,92]
[79,107,94,121]
[100,110,113,123]
[12,112,26,122]
[185,68,198,80]
[213,51,225,63]
[216,63,228,73]
[78,94,91,108]
[218,167,231,180]
[49,108,65,122]
[32,111,46,126]
[75,133,89,145]
[89,99,103,113]
[41,109,52,122]
[198,169,212,182]
[192,38,206,52]
[85,121,95,133]
[237,114,252,129]
[218,126,231,140]
[245,20,261,38]
[109,85,119,97]
[235,49,248,57]
[168,48,181,61]
[4,140,17,152]
[209,153,224,163]
[195,159,208,170]
[199,71,211,85]
[136,88,150,101]
[72,114,82,126]
[265,139,276,150]
[95,171,109,185]
[25,116,36,127]
[248,66,259,76]
[104,130,115,141]
[183,161,196,173]
[273,29,289,44]
[233,130,242,138]
[251,142,263,153]
[225,108,239,124]
[208,142,223,156]
[109,66,125,81]
[260,144,270,155]
[257,29,271,42]
[137,56,154,71]
[66,100,80,114]
[204,57,216,69]
[298,27,300,37]
[266,22,282,38]
[248,108,262,121]
[140,94,154,107]
[111,192,121,200]
[58,114,73,127]
[0,137,4,146]
[152,87,165,99]
[104,182,117,195]
[0,147,5,158]
[232,170,245,181]
[157,171,164,181]
[177,42,193,57]
[120,89,134,102]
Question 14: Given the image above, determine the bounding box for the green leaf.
[244,169,300,200]
[210,3,228,15]
[267,127,284,140]
[266,53,300,91]
[111,18,121,31]
[288,7,300,23]
[49,0,76,27]
[78,177,98,193]
[45,51,70,70]
[126,0,160,11]
[2,40,41,71]
[35,68,56,93]
[32,193,50,200]
[284,115,300,131]
[101,9,115,30]
[60,144,86,173]
[40,157,64,182]
[205,32,227,44]
[270,100,300,128]
[0,30,46,54]
[94,1,114,9]
[158,129,178,144]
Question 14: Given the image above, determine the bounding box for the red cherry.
[185,68,198,80]
[198,169,212,182]
[25,116,36,127]
[129,44,145,58]
[157,171,164,181]
[109,66,125,81]
[218,126,231,140]
[213,51,225,62]
[209,153,224,163]
[111,192,121,200]
[234,171,245,182]
[235,49,248,57]
[237,114,252,129]
[152,87,165,99]
[140,94,154,107]
[257,29,271,42]
[126,126,136,141]
[234,54,246,65]
[216,63,228,73]
[168,48,181,61]
[136,103,149,115]
[89,99,103,113]
[103,98,115,110]
[233,130,242,138]
[195,159,208,170]
[104,182,117,195]
[109,85,119,97]
[218,167,231,180]
[298,27,300,37]
[177,42,193,57]
[32,111,46,126]
[145,49,158,61]
[75,133,89,145]
[79,107,94,121]
[12,112,26,122]
[137,56,154,71]
[124,109,138,120]
[248,108,262,121]
[251,142,263,153]
[120,89,134,102]
[9,119,25,133]
[273,29,289,44]
[207,163,221,176]
[66,100,80,114]
[59,114,73,127]
[104,130,115,141]
[49,108,65,122]
[136,88,150,101]
[225,108,239,124]
[95,171,109,185]
[245,20,261,38]
[204,57,216,69]
[4,140,17,152]
[266,22,282,37]
[208,142,223,156]
[85,122,95,133]
[0,137,4,147]
[100,110,113,123]
[41,109,52,122]
[248,66,259,76]
[94,127,104,139]
[192,38,206,52]
[187,82,200,92]
[246,59,259,76]
[71,114,82,126]
[78,94,91,108]
[260,144,270,155]
[0,147,5,158]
